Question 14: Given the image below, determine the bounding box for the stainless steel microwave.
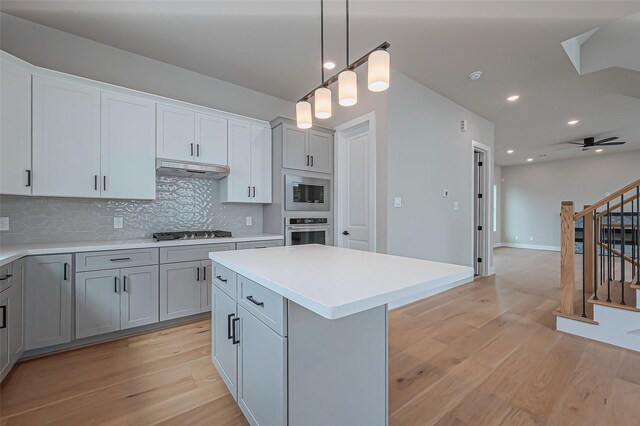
[285,175,330,212]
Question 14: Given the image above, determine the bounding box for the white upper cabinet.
[32,75,101,198]
[221,120,272,203]
[157,103,228,165]
[308,130,333,174]
[101,91,156,200]
[0,53,32,195]
[281,123,333,174]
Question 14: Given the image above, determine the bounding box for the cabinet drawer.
[76,249,159,272]
[235,240,282,250]
[0,263,13,293]
[213,263,237,300]
[160,243,235,264]
[239,275,286,336]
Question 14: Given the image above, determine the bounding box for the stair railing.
[560,179,640,318]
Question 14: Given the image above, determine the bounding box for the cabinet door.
[222,120,252,202]
[282,124,308,171]
[195,113,227,166]
[308,130,333,173]
[157,103,195,162]
[9,258,26,362]
[121,265,159,330]
[0,54,32,195]
[238,306,287,426]
[212,285,238,400]
[25,254,72,350]
[75,269,121,339]
[159,261,202,321]
[32,75,101,198]
[250,126,272,204]
[200,260,212,313]
[101,91,156,200]
[0,288,11,381]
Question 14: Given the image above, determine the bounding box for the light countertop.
[0,234,283,267]
[210,244,474,319]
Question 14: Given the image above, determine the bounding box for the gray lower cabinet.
[25,254,72,350]
[0,287,10,381]
[160,260,210,320]
[76,265,159,339]
[212,285,238,399]
[235,240,282,251]
[10,258,26,360]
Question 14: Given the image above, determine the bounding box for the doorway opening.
[472,141,492,276]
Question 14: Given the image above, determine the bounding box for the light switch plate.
[394,197,402,208]
[246,216,253,226]
[113,217,124,229]
[0,217,8,231]
[453,201,459,210]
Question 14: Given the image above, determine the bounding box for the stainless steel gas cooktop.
[152,230,233,241]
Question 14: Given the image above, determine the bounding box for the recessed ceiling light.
[323,60,336,70]
[595,148,603,153]
[526,158,533,162]
[567,120,579,125]
[469,71,483,80]
[507,149,514,154]
[507,95,520,102]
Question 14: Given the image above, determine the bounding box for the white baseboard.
[493,243,505,248]
[388,276,474,310]
[499,243,560,252]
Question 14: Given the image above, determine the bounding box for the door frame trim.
[471,140,493,276]
[334,112,377,252]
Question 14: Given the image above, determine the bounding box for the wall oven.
[285,218,332,246]
[285,175,330,212]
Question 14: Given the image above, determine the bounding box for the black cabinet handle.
[0,305,6,329]
[196,144,200,157]
[227,313,234,339]
[232,317,240,344]
[123,275,127,292]
[252,186,255,197]
[246,295,264,307]
[114,276,118,293]
[94,175,98,190]
[196,267,200,281]
[342,231,350,236]
[202,266,207,281]
[110,257,131,262]
[216,275,228,283]
[310,155,314,167]
[248,186,251,197]
[191,143,194,156]
[306,155,310,166]
[26,170,31,187]
[0,274,13,281]
[63,263,69,281]
[103,176,107,191]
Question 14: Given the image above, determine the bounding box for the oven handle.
[287,225,331,232]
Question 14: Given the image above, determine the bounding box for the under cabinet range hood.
[155,159,230,179]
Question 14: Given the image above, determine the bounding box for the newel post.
[560,201,575,314]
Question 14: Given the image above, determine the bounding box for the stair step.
[553,309,599,325]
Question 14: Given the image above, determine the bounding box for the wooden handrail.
[575,179,640,220]
[597,241,640,268]
[595,193,639,219]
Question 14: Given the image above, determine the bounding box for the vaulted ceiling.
[2,1,640,165]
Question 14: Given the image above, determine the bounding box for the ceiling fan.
[556,136,627,151]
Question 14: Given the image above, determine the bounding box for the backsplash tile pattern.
[0,176,263,245]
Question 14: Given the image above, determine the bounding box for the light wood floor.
[1,247,639,425]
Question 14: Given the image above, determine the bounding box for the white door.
[9,258,26,361]
[308,130,333,174]
[281,124,308,171]
[75,269,121,339]
[238,306,287,426]
[101,91,156,200]
[212,285,238,400]
[336,119,375,251]
[121,265,159,330]
[156,103,195,162]
[200,260,212,313]
[196,113,227,165]
[159,261,202,321]
[250,125,272,203]
[32,76,101,198]
[25,254,72,350]
[0,288,11,380]
[223,120,252,202]
[0,54,32,195]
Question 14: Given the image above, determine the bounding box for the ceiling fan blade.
[582,147,590,151]
[597,141,626,146]
[554,146,581,151]
[567,142,585,145]
[596,136,620,145]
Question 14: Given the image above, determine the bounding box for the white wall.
[502,150,640,249]
[386,71,495,268]
[0,13,294,121]
[494,165,503,246]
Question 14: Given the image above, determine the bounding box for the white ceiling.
[2,0,640,166]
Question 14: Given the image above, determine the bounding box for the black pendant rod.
[346,0,350,65]
[320,0,325,83]
[299,41,390,103]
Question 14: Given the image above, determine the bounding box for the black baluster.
[607,203,612,303]
[582,223,587,317]
[620,195,626,305]
[593,210,598,301]
[637,186,640,285]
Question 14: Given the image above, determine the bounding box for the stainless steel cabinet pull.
[26,170,31,187]
[227,313,234,339]
[0,274,12,281]
[110,257,131,262]
[216,275,227,283]
[246,295,264,307]
[310,155,314,167]
[232,317,240,344]
[0,306,6,329]
[196,267,200,281]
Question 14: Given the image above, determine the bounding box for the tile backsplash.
[0,176,263,245]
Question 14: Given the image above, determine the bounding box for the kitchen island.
[209,244,474,426]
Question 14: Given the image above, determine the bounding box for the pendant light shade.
[368,50,390,92]
[296,101,313,129]
[338,70,358,106]
[314,87,332,119]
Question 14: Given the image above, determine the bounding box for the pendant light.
[338,0,357,107]
[368,49,390,92]
[296,101,312,129]
[315,87,332,119]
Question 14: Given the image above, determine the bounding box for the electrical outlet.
[453,201,459,210]
[442,190,449,198]
[0,217,8,231]
[394,197,402,208]
[246,216,253,226]
[113,217,123,229]
[530,236,534,242]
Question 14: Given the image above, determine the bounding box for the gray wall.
[386,71,495,268]
[0,176,262,245]
[501,150,640,249]
[0,13,294,122]
[494,165,503,245]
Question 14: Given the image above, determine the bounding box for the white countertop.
[0,234,283,267]
[210,244,474,320]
